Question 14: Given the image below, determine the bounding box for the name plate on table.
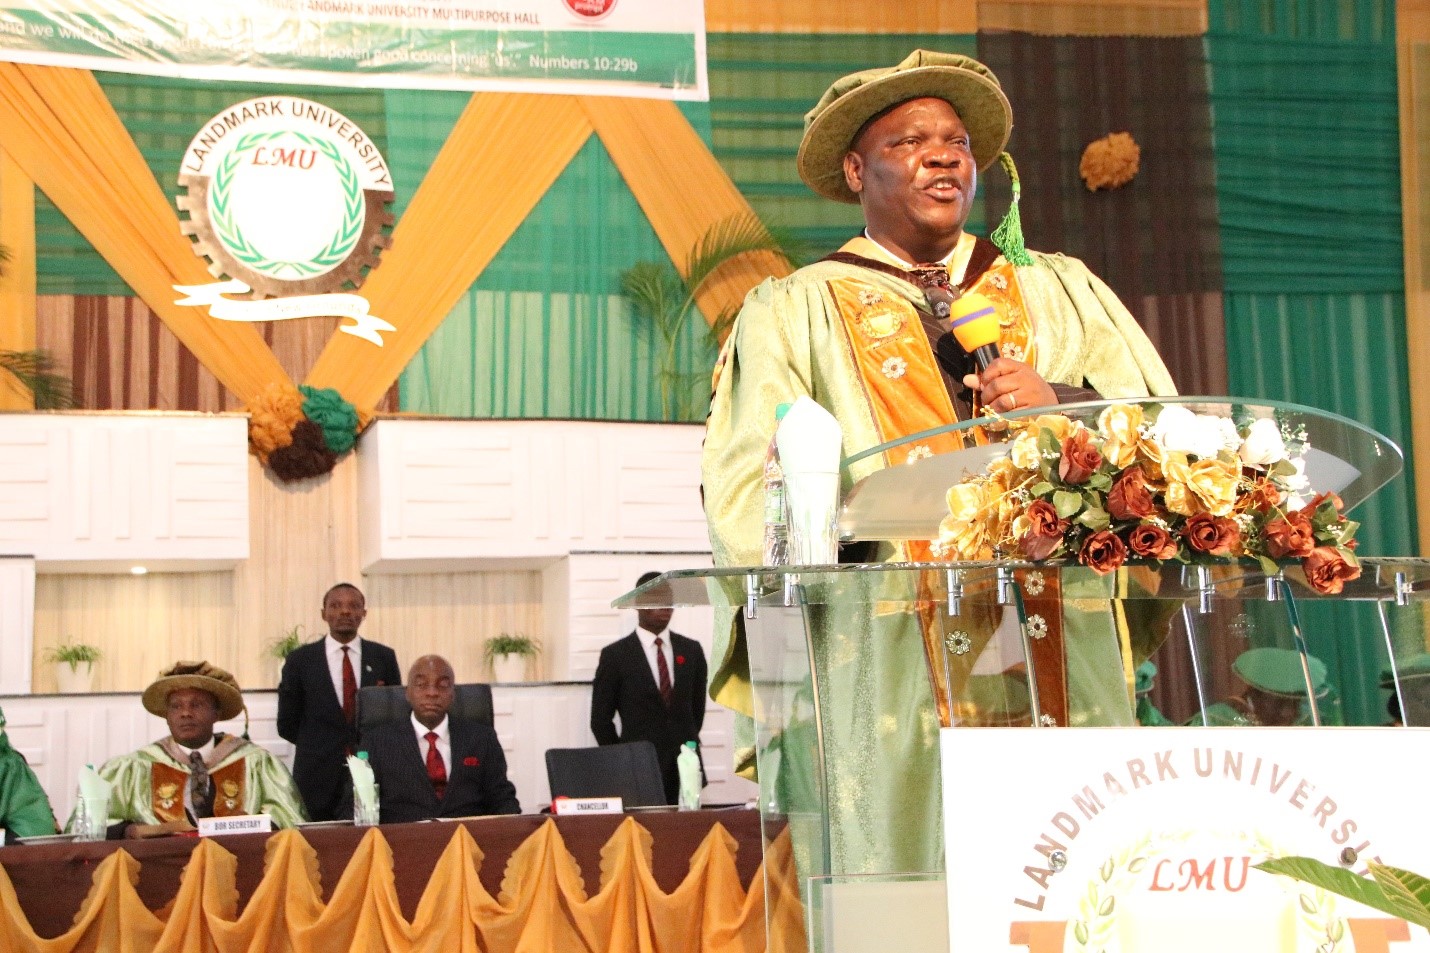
[198,814,272,837]
[552,797,623,816]
[942,727,1430,952]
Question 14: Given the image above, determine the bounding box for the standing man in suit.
[346,655,520,823]
[277,582,402,821]
[590,571,709,804]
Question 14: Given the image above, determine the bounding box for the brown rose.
[1079,530,1128,575]
[1059,428,1103,485]
[1020,499,1068,561]
[1183,512,1240,556]
[1107,466,1155,521]
[1239,478,1281,514]
[1262,511,1315,559]
[1302,546,1360,595]
[1127,523,1179,560]
[1307,491,1345,514]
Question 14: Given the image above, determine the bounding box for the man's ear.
[842,151,864,196]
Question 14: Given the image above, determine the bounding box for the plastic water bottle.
[677,741,702,811]
[762,403,793,566]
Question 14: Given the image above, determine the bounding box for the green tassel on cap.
[989,151,1033,267]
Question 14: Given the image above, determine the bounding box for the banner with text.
[944,727,1430,952]
[0,0,706,100]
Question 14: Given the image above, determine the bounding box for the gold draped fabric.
[0,148,36,410]
[302,93,595,409]
[579,97,794,326]
[1399,0,1430,554]
[977,0,1207,36]
[0,64,290,405]
[0,819,778,953]
[705,0,977,32]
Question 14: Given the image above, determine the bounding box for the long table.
[0,807,765,946]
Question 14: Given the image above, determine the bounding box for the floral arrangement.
[246,382,368,482]
[935,404,1362,593]
[1080,131,1141,191]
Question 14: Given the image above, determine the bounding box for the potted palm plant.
[45,641,102,693]
[263,624,305,684]
[484,634,540,684]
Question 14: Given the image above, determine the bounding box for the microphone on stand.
[947,292,1002,371]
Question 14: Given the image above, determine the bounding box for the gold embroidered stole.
[151,736,249,821]
[827,243,1037,561]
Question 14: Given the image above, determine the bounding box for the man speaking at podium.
[702,51,1176,876]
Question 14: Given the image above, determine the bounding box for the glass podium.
[614,399,1425,953]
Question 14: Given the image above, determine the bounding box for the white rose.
[1149,406,1199,453]
[1238,418,1287,468]
[1213,416,1242,453]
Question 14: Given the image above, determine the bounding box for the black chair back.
[544,741,667,808]
[356,683,494,735]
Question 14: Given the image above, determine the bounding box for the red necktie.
[425,731,447,800]
[655,637,673,708]
[341,646,357,726]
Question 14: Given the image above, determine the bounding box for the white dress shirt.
[412,713,451,779]
[861,228,976,285]
[324,634,363,706]
[635,624,675,688]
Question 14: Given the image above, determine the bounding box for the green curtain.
[34,73,389,297]
[1209,0,1415,724]
[393,94,718,420]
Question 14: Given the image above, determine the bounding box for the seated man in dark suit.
[590,572,708,804]
[348,654,520,823]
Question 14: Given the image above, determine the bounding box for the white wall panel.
[359,420,709,570]
[0,414,249,572]
[0,558,35,694]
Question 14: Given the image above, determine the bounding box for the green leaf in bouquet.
[1341,547,1361,569]
[1270,459,1298,478]
[1076,507,1110,531]
[1037,427,1061,460]
[1029,481,1054,499]
[1257,555,1281,576]
[1087,471,1112,492]
[1053,490,1083,518]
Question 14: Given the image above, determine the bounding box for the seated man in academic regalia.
[73,661,307,835]
[1189,647,1328,727]
[0,706,58,840]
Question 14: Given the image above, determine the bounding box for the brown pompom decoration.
[246,382,306,463]
[266,419,338,483]
[1080,132,1141,191]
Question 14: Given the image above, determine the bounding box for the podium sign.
[942,727,1430,951]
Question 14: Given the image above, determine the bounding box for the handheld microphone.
[947,292,1002,371]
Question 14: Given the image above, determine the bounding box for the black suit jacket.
[343,718,521,823]
[589,631,707,804]
[276,637,402,821]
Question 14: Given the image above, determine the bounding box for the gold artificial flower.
[1185,457,1240,517]
[1097,404,1144,468]
[1009,430,1042,470]
[939,483,994,560]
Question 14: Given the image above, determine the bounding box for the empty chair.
[356,683,494,735]
[545,741,667,808]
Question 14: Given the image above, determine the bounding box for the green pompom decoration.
[989,151,1034,267]
[298,385,360,455]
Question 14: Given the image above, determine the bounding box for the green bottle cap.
[356,751,369,760]
[775,402,792,420]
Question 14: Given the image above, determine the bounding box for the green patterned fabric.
[1209,0,1416,728]
[36,74,389,297]
[393,92,719,420]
